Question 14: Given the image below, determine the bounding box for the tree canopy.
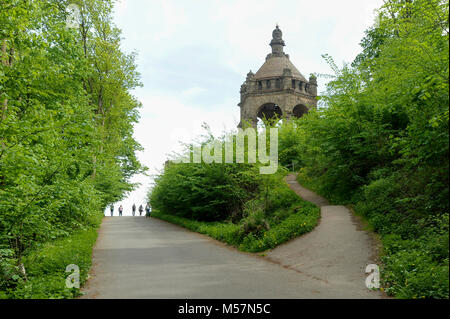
[0,0,145,291]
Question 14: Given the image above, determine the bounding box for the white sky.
[106,0,383,216]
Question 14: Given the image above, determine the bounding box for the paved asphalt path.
[266,174,384,298]
[82,175,383,299]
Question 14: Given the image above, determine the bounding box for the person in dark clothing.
[110,204,114,217]
[138,204,144,216]
[145,203,151,217]
[132,203,136,216]
[119,205,123,216]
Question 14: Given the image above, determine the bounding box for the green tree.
[0,0,144,292]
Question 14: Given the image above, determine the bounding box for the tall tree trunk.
[91,87,105,179]
[1,39,9,124]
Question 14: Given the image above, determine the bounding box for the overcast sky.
[108,0,383,215]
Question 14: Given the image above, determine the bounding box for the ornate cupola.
[237,25,318,128]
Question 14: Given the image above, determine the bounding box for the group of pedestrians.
[109,203,151,217]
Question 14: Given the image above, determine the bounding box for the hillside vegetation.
[150,130,320,252]
[280,0,448,298]
[0,0,143,298]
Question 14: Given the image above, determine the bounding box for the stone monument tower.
[238,25,317,128]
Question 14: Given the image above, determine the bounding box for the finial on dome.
[270,24,285,55]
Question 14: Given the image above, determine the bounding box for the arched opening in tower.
[292,104,309,118]
[257,103,283,128]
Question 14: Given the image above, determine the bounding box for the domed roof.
[254,55,307,81]
[253,25,307,82]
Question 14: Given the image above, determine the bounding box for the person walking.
[138,204,144,216]
[110,204,114,217]
[132,203,136,216]
[145,203,151,217]
[119,205,123,216]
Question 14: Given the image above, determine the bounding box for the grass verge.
[1,215,102,299]
[152,201,319,253]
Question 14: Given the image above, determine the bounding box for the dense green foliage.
[0,0,143,297]
[151,168,319,252]
[281,0,448,298]
[151,161,261,222]
[0,213,102,299]
[150,128,319,251]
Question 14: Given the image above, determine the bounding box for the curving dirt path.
[266,174,384,298]
[81,174,384,298]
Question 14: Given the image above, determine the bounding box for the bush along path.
[265,174,385,298]
[150,157,322,253]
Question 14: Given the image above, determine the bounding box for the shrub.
[240,201,270,237]
[150,162,261,222]
[240,205,319,252]
[381,235,449,299]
